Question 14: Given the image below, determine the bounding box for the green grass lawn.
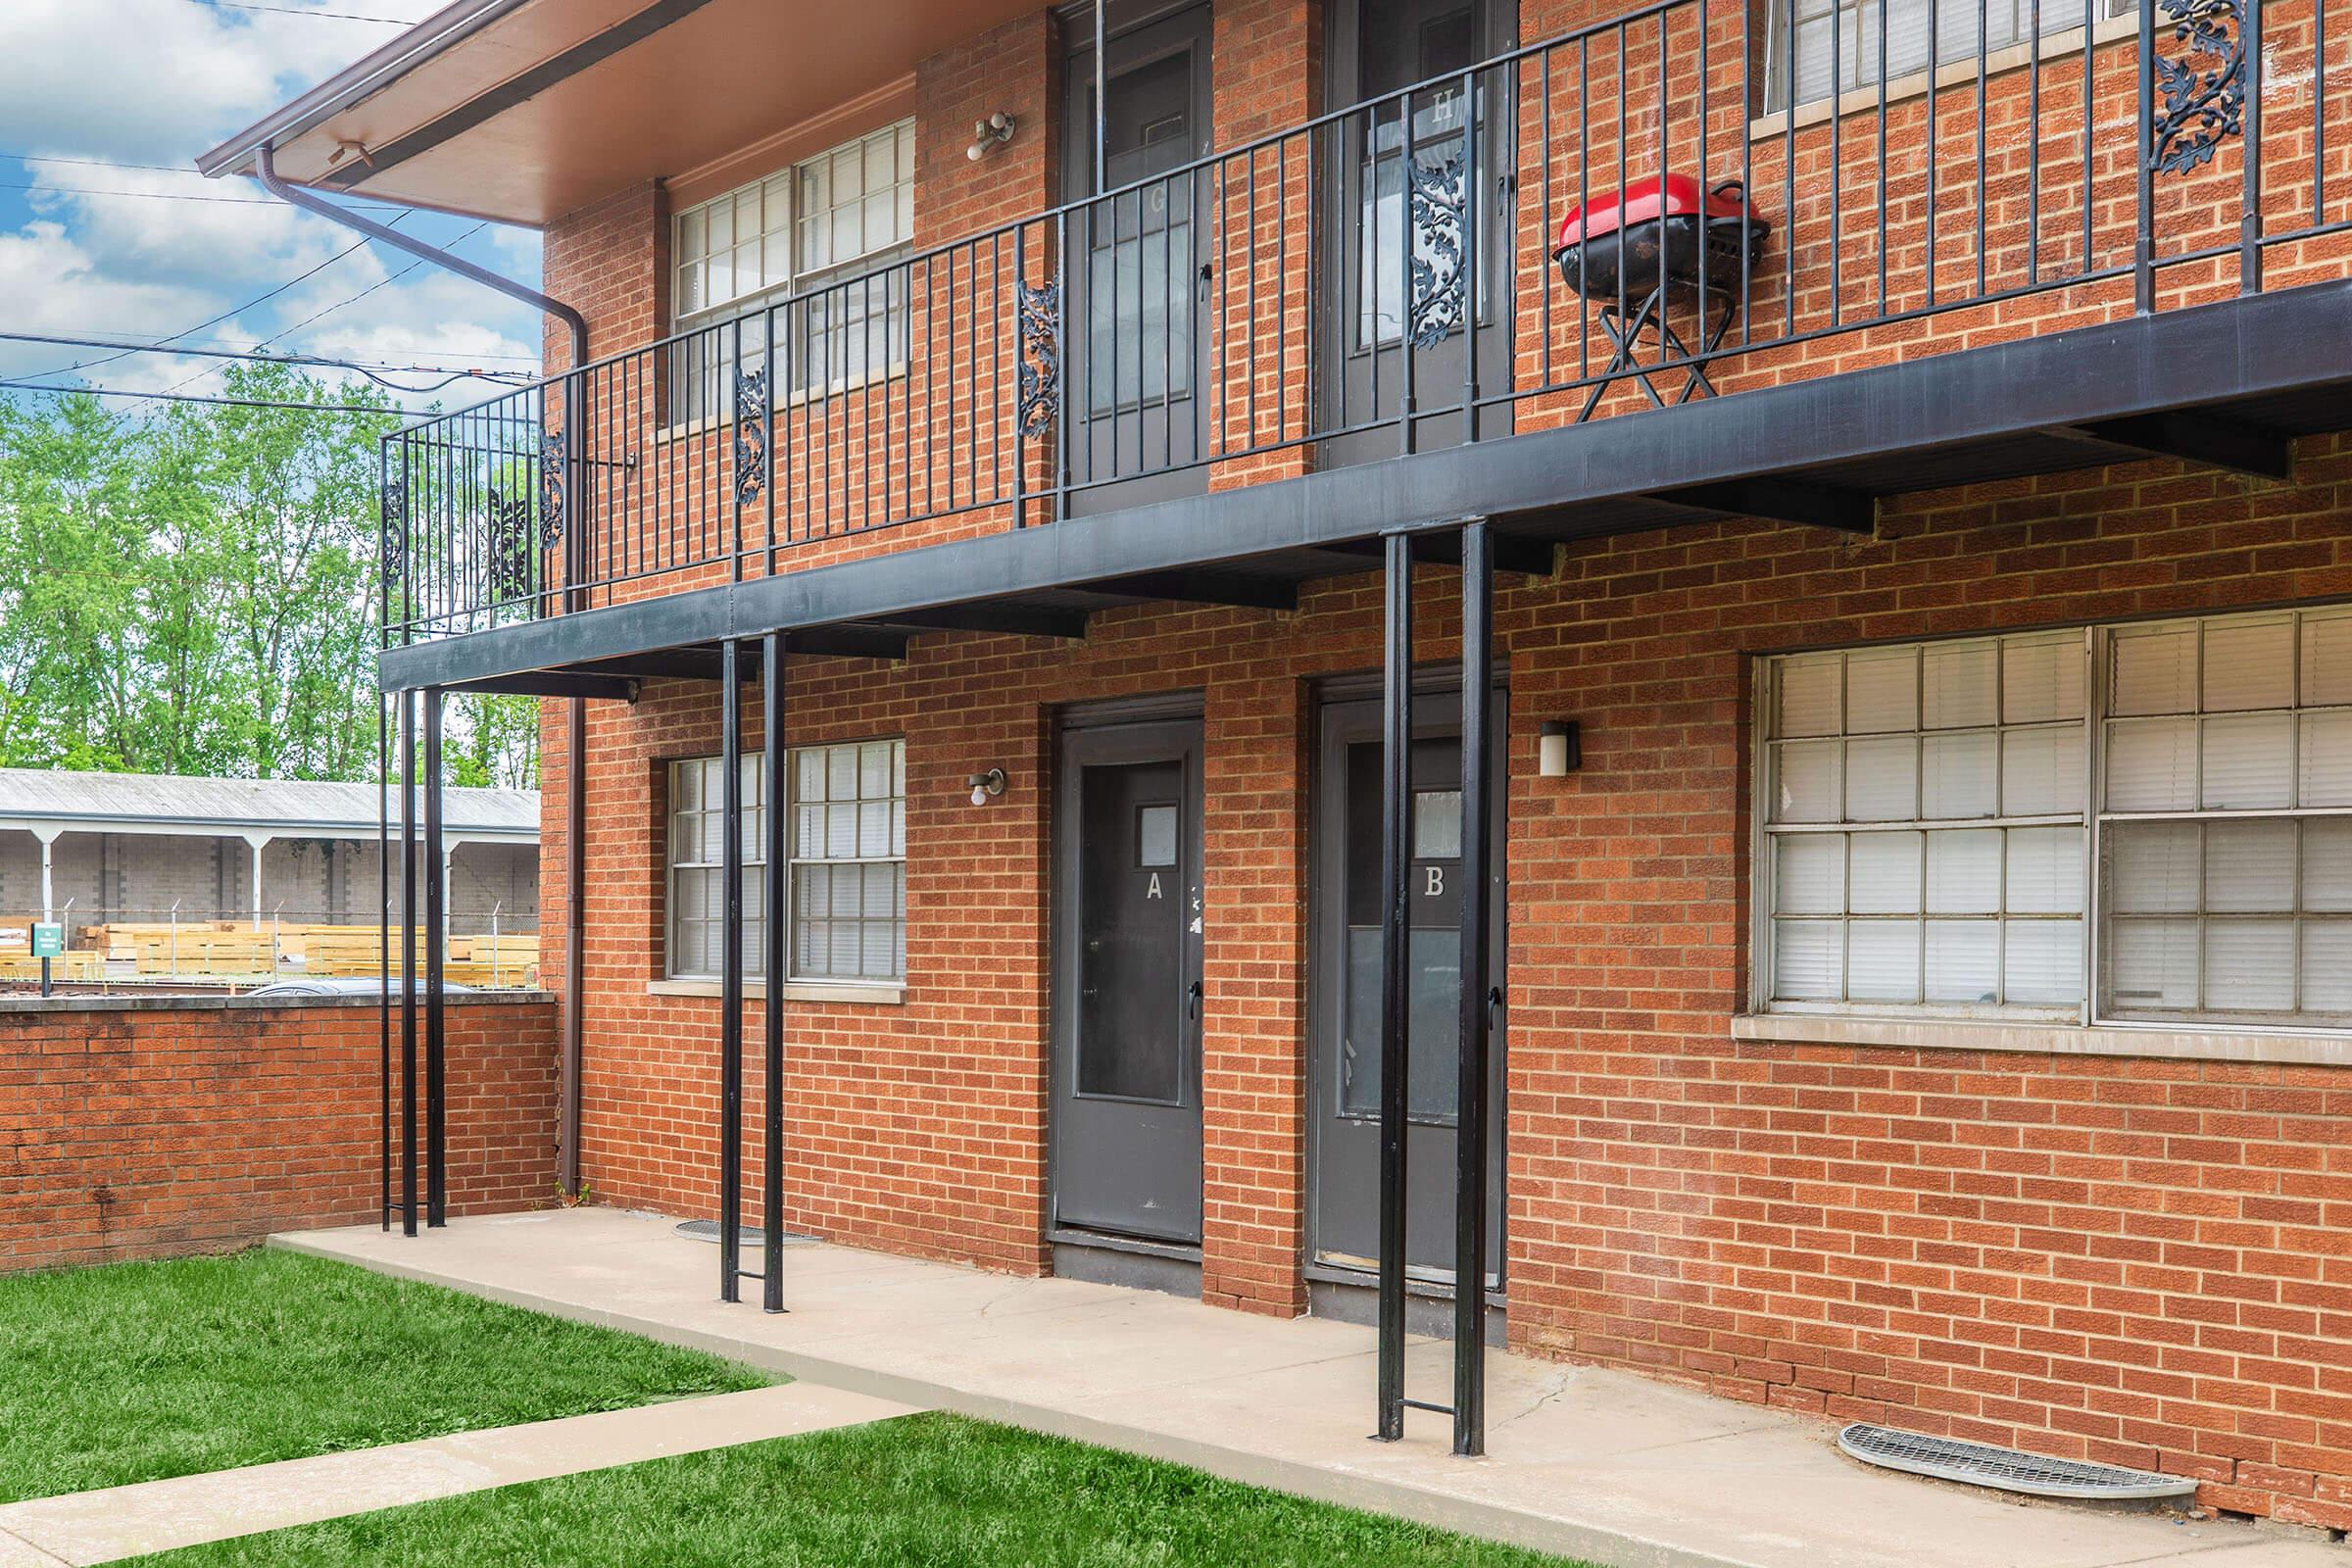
[0,1248,770,1503]
[126,1412,1594,1567]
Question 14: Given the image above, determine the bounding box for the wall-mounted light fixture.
[966,112,1018,162]
[966,767,1007,806]
[1537,720,1582,778]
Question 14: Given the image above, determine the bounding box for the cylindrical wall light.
[1537,720,1582,778]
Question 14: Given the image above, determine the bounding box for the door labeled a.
[1053,718,1205,1245]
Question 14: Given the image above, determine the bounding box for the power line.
[3,153,212,176]
[0,377,405,417]
[204,1,415,20]
[0,179,403,211]
[0,329,537,388]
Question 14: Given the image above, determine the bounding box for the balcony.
[380,0,2352,651]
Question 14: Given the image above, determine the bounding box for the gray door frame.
[1048,700,1208,1247]
[1304,668,1506,1289]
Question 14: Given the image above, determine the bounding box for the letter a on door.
[1147,872,1164,900]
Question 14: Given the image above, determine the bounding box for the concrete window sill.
[646,978,905,1005]
[1732,1011,2352,1067]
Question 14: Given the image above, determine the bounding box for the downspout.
[254,143,590,1200]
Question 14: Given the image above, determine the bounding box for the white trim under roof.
[0,768,536,845]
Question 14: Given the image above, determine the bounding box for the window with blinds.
[665,738,906,985]
[1757,607,2352,1029]
[1761,0,2135,112]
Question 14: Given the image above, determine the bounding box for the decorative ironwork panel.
[485,487,535,607]
[1407,152,1467,350]
[1016,278,1060,441]
[378,475,406,591]
[732,367,769,506]
[538,430,565,546]
[2150,0,2246,174]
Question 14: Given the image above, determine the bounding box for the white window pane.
[2204,616,2293,711]
[2303,923,2352,1009]
[2003,633,2083,724]
[2003,919,2082,1004]
[1846,646,1918,734]
[828,921,859,973]
[1925,920,1999,1003]
[2105,718,2197,811]
[2301,710,2352,807]
[1773,921,1843,1000]
[795,804,825,858]
[2006,826,2083,914]
[826,745,858,800]
[858,801,893,858]
[1927,828,2002,913]
[1843,736,1918,821]
[891,799,906,858]
[1924,640,1997,729]
[1848,920,1922,1002]
[2205,818,2295,912]
[826,802,858,858]
[2201,712,2292,810]
[1776,835,1845,914]
[1922,731,1998,818]
[2107,821,2200,914]
[1774,740,1841,822]
[1778,656,1841,738]
[799,749,826,802]
[2111,624,2197,716]
[830,867,861,917]
[2110,919,2200,1009]
[2205,921,2295,1010]
[2001,727,2082,816]
[859,741,894,799]
[678,207,706,261]
[2305,818,2352,913]
[862,921,899,979]
[2303,611,2352,706]
[1850,831,1923,913]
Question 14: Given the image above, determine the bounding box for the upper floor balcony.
[366,0,2352,648]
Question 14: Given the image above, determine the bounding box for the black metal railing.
[381,0,2343,640]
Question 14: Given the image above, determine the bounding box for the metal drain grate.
[674,1219,819,1248]
[1838,1424,2196,1500]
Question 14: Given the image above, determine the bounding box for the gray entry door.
[1052,717,1205,1244]
[1310,686,1504,1282]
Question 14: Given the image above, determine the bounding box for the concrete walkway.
[277,1209,2346,1568]
[0,1383,917,1566]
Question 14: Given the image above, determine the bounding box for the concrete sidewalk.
[277,1209,2346,1568]
[0,1383,917,1567]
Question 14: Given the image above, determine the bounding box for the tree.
[0,366,540,789]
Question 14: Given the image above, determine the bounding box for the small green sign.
[29,923,64,959]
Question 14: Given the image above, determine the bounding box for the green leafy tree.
[0,365,540,789]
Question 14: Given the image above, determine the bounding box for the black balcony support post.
[719,637,746,1302]
[2135,0,2156,315]
[761,631,789,1314]
[376,688,390,1232]
[1374,529,1412,1444]
[422,687,448,1229]
[397,691,417,1239]
[2241,0,2263,295]
[1453,519,1495,1457]
[1092,0,1108,194]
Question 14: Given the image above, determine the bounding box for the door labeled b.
[1052,717,1205,1245]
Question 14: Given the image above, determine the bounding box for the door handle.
[1486,985,1503,1030]
[1188,979,1202,1021]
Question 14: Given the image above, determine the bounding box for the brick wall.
[0,995,559,1272]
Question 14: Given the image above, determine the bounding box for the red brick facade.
[0,996,558,1272]
[519,0,2352,1531]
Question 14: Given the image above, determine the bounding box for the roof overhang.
[198,0,1038,227]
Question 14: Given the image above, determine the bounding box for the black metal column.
[718,638,746,1302]
[377,692,390,1231]
[1453,520,1495,1456]
[760,631,789,1313]
[423,688,448,1229]
[397,691,417,1239]
[1374,530,1413,1442]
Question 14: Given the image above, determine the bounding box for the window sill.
[1732,1011,2352,1066]
[653,362,911,446]
[1748,14,2139,140]
[647,978,905,1005]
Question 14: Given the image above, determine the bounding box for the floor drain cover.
[674,1219,819,1248]
[1838,1424,2196,1500]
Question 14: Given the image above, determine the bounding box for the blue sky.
[0,0,543,414]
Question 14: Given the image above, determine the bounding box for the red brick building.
[208,0,2352,1526]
